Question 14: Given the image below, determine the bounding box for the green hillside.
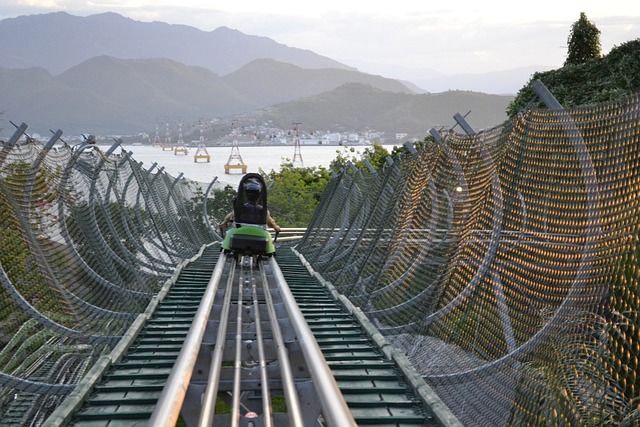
[508,38,640,116]
[258,83,513,137]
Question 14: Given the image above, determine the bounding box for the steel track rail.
[64,245,221,426]
[62,245,452,427]
[148,253,355,427]
[260,259,305,427]
[279,248,459,427]
[149,252,232,426]
[197,255,236,426]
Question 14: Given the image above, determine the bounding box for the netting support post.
[106,138,122,156]
[429,128,444,142]
[7,122,28,146]
[403,141,418,154]
[453,112,475,135]
[531,80,564,110]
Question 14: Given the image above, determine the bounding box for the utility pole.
[292,122,304,167]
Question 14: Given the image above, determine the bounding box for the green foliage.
[329,147,359,172]
[507,38,640,118]
[0,189,29,327]
[389,134,437,158]
[502,23,640,425]
[261,163,331,228]
[94,202,145,257]
[263,141,444,229]
[361,143,391,170]
[565,12,601,66]
[259,143,404,229]
[175,184,217,239]
[206,185,237,224]
[0,162,68,323]
[329,143,391,173]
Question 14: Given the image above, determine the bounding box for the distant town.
[16,117,418,148]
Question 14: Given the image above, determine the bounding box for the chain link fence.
[0,132,227,425]
[297,94,640,426]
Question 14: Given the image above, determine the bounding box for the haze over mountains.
[0,12,516,138]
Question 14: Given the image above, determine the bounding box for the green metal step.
[69,246,220,426]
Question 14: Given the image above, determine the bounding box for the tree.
[329,143,391,173]
[565,12,601,66]
[506,39,640,118]
[206,185,237,225]
[261,164,332,228]
[389,135,438,158]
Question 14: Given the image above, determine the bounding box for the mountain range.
[0,12,516,138]
[0,11,351,75]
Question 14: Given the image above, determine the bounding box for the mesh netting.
[0,135,228,425]
[297,94,640,426]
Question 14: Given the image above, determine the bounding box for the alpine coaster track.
[58,244,452,427]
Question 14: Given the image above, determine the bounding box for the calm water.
[122,144,358,187]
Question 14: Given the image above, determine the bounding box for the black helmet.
[245,180,261,202]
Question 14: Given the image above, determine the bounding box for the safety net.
[0,133,228,425]
[1,91,639,426]
[297,93,640,426]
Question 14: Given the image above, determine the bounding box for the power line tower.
[174,120,188,155]
[152,123,162,147]
[224,119,247,173]
[199,120,205,144]
[292,122,304,168]
[224,139,247,174]
[194,144,210,163]
[162,121,173,151]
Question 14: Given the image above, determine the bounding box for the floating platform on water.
[224,164,247,173]
[224,140,247,174]
[174,145,189,155]
[194,144,211,162]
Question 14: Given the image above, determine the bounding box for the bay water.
[122,144,372,187]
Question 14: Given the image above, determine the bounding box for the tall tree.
[565,12,601,65]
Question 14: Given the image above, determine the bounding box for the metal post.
[531,79,563,110]
[269,257,357,427]
[404,141,418,154]
[453,112,475,135]
[429,128,444,142]
[7,122,28,146]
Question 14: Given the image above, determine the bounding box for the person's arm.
[219,211,234,235]
[266,210,281,233]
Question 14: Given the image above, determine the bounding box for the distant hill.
[0,56,253,135]
[412,66,552,95]
[0,12,351,75]
[0,60,513,138]
[255,83,514,137]
[222,59,414,107]
[0,11,515,138]
[345,60,554,95]
[0,56,421,136]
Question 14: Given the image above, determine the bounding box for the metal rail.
[147,252,228,426]
[260,259,305,427]
[198,256,236,426]
[148,253,355,427]
[252,265,272,427]
[64,245,447,426]
[269,257,356,427]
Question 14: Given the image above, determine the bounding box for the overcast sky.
[1,1,639,79]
